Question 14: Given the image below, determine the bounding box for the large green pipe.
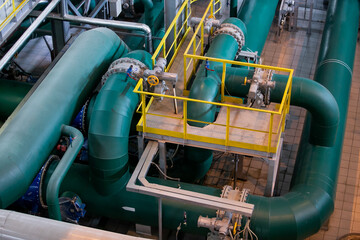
[216,68,339,147]
[0,28,128,208]
[0,80,32,121]
[44,162,219,234]
[183,18,246,181]
[237,0,278,53]
[245,0,359,239]
[88,50,152,195]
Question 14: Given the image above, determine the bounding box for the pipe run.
[0,28,128,209]
[46,125,84,221]
[218,67,340,147]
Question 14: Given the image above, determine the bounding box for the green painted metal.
[245,0,359,239]
[0,80,32,121]
[88,50,152,195]
[183,18,246,181]
[44,162,220,234]
[230,0,237,17]
[47,125,84,220]
[0,28,128,208]
[218,68,340,147]
[237,0,278,53]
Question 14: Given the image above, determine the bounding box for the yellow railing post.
[200,22,204,55]
[225,106,230,146]
[184,55,187,91]
[174,23,178,51]
[162,42,166,59]
[183,100,187,139]
[221,62,226,102]
[12,0,15,11]
[268,113,273,152]
[140,80,147,132]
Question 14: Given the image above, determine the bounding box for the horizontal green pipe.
[44,162,219,234]
[46,125,84,220]
[218,67,340,147]
[246,0,359,239]
[0,28,128,208]
[88,50,152,195]
[0,80,32,121]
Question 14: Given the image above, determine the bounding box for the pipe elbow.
[141,0,153,9]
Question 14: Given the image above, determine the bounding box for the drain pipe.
[0,28,128,208]
[46,125,84,220]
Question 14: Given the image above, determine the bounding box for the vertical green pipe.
[230,0,237,17]
[88,50,152,195]
[0,28,128,208]
[46,125,84,220]
[245,1,359,239]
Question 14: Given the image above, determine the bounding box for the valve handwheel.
[147,75,159,87]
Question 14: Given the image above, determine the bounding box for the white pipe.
[0,210,148,240]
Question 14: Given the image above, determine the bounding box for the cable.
[151,162,181,181]
[175,223,182,240]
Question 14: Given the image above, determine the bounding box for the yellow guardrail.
[151,0,191,72]
[134,71,292,153]
[0,0,30,31]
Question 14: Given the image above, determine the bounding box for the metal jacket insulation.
[88,50,152,195]
[0,28,128,208]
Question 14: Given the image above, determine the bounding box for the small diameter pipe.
[62,14,153,53]
[0,0,61,71]
[46,125,84,221]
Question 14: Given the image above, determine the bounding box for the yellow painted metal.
[221,62,226,102]
[151,0,191,71]
[0,0,30,31]
[134,78,285,153]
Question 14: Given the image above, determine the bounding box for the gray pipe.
[0,0,61,71]
[0,210,146,240]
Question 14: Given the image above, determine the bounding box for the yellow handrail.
[151,0,191,72]
[0,0,30,31]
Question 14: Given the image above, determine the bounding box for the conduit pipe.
[46,125,84,220]
[0,210,147,240]
[243,0,359,239]
[0,28,128,208]
[88,50,152,195]
[0,80,32,121]
[216,68,340,147]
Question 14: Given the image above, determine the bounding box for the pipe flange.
[212,23,245,58]
[101,58,149,85]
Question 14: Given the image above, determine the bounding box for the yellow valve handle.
[233,221,238,235]
[147,75,159,87]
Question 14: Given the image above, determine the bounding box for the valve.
[147,75,159,87]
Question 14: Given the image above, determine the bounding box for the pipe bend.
[140,0,153,9]
[272,75,340,147]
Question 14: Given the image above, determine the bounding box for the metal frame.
[126,141,254,216]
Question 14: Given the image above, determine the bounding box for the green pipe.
[88,50,152,195]
[245,0,359,239]
[183,18,246,181]
[237,0,278,53]
[217,67,340,147]
[0,28,128,208]
[230,0,237,17]
[46,125,84,220]
[44,161,220,235]
[0,80,32,121]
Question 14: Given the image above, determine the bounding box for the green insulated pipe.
[88,50,152,195]
[0,28,128,208]
[184,18,246,181]
[0,80,32,121]
[237,0,278,53]
[47,125,84,220]
[218,68,340,147]
[244,0,359,239]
